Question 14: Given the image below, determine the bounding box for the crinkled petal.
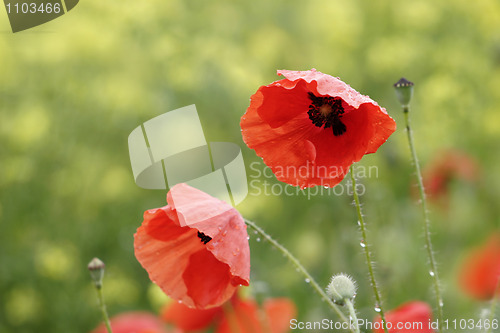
[169,184,250,287]
[278,68,378,109]
[255,79,311,128]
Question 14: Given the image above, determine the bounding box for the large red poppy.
[240,69,396,188]
[134,183,250,309]
[459,233,500,300]
[90,311,173,333]
[161,292,296,333]
[373,301,433,333]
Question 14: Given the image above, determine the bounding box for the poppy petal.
[160,300,222,331]
[459,233,500,299]
[91,312,167,333]
[373,301,433,333]
[216,299,263,333]
[134,184,250,309]
[264,298,297,333]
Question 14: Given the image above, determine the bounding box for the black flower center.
[307,92,346,136]
[197,231,212,244]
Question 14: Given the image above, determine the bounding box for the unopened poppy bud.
[326,274,357,306]
[88,257,105,289]
[393,78,414,107]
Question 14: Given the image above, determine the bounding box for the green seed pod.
[394,78,414,107]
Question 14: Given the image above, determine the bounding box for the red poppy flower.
[373,301,433,333]
[134,183,250,309]
[423,150,478,205]
[459,233,500,300]
[161,292,296,333]
[240,69,396,188]
[90,311,172,333]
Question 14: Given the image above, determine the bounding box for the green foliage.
[1,0,499,331]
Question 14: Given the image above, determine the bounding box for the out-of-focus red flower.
[240,69,396,188]
[134,184,250,309]
[90,311,171,333]
[373,301,433,333]
[459,233,500,300]
[161,293,296,333]
[423,150,478,205]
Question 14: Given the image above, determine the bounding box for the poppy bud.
[326,273,357,306]
[393,78,414,107]
[88,257,105,289]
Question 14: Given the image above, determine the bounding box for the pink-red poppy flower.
[423,150,478,205]
[161,292,296,333]
[90,311,172,333]
[240,69,396,188]
[134,183,250,309]
[373,301,433,333]
[459,233,500,300]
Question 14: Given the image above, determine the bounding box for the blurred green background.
[1,0,500,332]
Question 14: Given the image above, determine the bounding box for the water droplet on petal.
[246,236,250,240]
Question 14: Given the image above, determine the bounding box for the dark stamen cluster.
[307,92,347,136]
[197,231,212,244]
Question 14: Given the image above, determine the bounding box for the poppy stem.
[243,218,353,331]
[349,165,389,333]
[344,299,360,333]
[403,105,444,332]
[95,286,113,333]
[88,258,113,333]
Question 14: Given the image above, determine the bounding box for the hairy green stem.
[345,299,360,333]
[95,286,113,333]
[244,218,351,329]
[349,165,389,333]
[403,105,444,332]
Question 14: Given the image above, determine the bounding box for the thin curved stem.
[349,165,389,333]
[244,218,351,329]
[403,105,444,332]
